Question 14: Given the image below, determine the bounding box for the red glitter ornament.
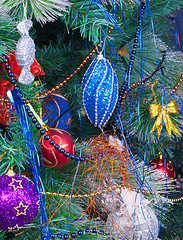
[0,80,16,125]
[149,155,176,179]
[39,128,75,168]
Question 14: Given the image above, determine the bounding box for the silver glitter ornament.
[15,19,35,85]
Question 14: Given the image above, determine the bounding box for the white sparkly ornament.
[108,135,124,152]
[102,187,160,240]
[15,19,35,85]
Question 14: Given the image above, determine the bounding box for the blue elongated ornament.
[82,53,118,127]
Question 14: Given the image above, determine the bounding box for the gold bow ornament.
[149,100,182,138]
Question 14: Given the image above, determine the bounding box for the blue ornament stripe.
[82,58,100,125]
[99,66,117,127]
[95,58,108,126]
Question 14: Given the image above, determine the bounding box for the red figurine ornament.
[0,80,15,125]
[149,155,176,179]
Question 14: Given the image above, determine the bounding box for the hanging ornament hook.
[23,1,27,19]
[96,36,107,55]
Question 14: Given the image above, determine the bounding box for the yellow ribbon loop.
[149,100,182,138]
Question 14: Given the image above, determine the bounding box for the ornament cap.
[6,169,15,177]
[97,52,104,60]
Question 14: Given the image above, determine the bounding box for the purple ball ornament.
[0,170,39,232]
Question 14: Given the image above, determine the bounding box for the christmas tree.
[0,0,183,239]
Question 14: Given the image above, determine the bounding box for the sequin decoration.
[42,94,72,130]
[82,53,118,127]
[15,19,36,85]
[0,170,39,232]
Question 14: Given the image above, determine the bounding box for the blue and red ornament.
[0,170,39,232]
[42,94,72,131]
[39,128,75,168]
[82,52,118,127]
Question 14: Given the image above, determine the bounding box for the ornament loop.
[95,36,106,55]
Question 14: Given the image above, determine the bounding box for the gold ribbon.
[149,101,182,137]
[27,103,48,131]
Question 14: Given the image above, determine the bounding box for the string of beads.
[43,228,112,240]
[45,182,183,203]
[115,0,145,112]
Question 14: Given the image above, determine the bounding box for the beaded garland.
[115,1,146,114]
[45,181,183,203]
[42,228,109,240]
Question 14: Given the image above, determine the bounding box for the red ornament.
[149,156,176,179]
[1,52,45,77]
[0,80,16,125]
[39,128,75,168]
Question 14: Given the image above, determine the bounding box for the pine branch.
[1,0,71,24]
[0,4,16,57]
[144,50,166,83]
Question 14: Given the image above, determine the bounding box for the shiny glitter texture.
[149,156,176,179]
[39,128,75,168]
[42,94,72,130]
[0,171,39,232]
[15,19,36,85]
[82,53,118,127]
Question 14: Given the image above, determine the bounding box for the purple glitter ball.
[0,170,39,232]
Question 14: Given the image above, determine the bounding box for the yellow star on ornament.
[8,178,23,191]
[14,201,29,216]
[36,200,40,209]
[8,224,22,232]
